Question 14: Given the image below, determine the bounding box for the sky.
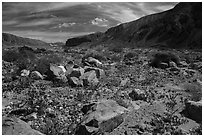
[2,2,177,43]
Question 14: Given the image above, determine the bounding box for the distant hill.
[65,2,202,50]
[65,32,103,47]
[2,33,50,49]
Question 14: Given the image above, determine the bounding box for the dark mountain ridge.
[65,2,202,50]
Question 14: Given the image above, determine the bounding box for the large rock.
[2,116,43,135]
[75,99,128,134]
[80,70,99,86]
[30,71,44,80]
[181,100,202,123]
[84,66,105,79]
[48,64,67,82]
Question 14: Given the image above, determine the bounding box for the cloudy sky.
[2,2,177,43]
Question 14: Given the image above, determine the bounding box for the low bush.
[123,51,138,61]
[109,45,123,53]
[82,50,106,62]
[149,52,180,68]
[34,54,62,75]
[3,50,21,62]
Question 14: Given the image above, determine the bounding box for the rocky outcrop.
[2,116,43,135]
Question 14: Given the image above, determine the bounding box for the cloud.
[91,17,109,27]
[59,22,76,28]
[2,20,19,25]
[2,2,177,42]
[15,19,54,27]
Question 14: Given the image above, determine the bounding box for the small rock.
[178,61,189,67]
[169,61,177,68]
[120,78,129,87]
[21,69,30,77]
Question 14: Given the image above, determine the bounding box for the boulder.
[80,70,99,86]
[75,99,128,134]
[30,71,44,80]
[2,116,43,135]
[181,100,202,123]
[49,64,67,82]
[129,89,147,101]
[20,69,30,77]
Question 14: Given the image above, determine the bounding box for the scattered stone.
[120,78,130,87]
[178,61,189,67]
[159,62,169,69]
[169,61,177,68]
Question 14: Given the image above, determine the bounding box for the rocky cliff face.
[103,2,201,49]
[65,2,202,50]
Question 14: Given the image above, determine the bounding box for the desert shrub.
[3,50,21,62]
[35,48,46,53]
[109,45,123,53]
[35,54,62,75]
[124,51,138,60]
[82,50,106,61]
[149,52,180,67]
[182,82,202,101]
[110,54,121,62]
